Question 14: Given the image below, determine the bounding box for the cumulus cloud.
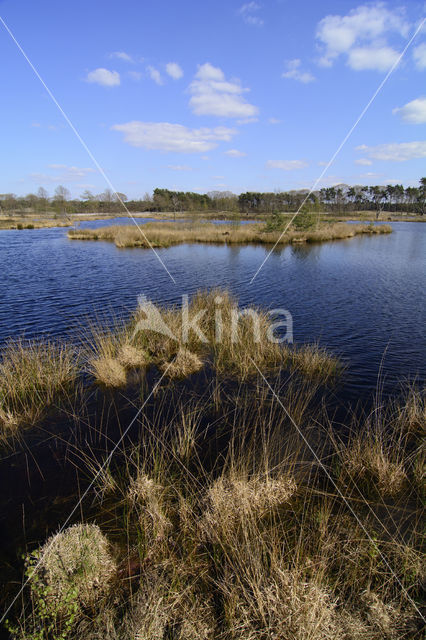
[316,3,408,71]
[347,46,399,71]
[110,51,134,63]
[356,141,426,162]
[224,149,247,157]
[266,160,308,170]
[167,164,193,171]
[166,62,183,79]
[355,158,373,165]
[393,97,426,124]
[111,121,236,153]
[86,68,120,86]
[282,59,315,83]
[147,66,163,85]
[30,164,96,183]
[268,117,281,124]
[238,2,264,26]
[189,63,259,119]
[413,42,426,70]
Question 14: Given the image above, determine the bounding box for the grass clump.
[0,339,77,435]
[9,525,116,639]
[160,348,204,380]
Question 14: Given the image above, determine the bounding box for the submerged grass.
[9,381,424,639]
[68,220,392,248]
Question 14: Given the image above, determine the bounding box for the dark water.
[0,219,425,401]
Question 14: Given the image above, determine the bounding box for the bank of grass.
[11,384,425,639]
[68,220,392,248]
[0,217,70,230]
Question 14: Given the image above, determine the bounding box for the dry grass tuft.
[33,524,116,612]
[117,343,148,368]
[289,343,342,382]
[89,356,127,387]
[160,348,204,379]
[203,473,297,542]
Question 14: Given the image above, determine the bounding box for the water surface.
[0,219,424,402]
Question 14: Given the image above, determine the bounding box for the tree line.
[1,180,425,218]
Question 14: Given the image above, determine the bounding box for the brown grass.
[68,220,392,248]
[11,383,424,639]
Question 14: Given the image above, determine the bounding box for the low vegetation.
[0,290,340,439]
[1,290,423,639]
[8,383,424,639]
[0,339,78,437]
[0,217,70,230]
[68,220,392,249]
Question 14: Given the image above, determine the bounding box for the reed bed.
[68,221,392,248]
[10,381,424,640]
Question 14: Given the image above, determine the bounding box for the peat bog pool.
[0,219,424,403]
[0,218,425,634]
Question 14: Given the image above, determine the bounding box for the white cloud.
[166,62,183,79]
[110,51,134,63]
[356,141,426,162]
[224,149,247,157]
[167,164,193,171]
[189,63,259,119]
[316,3,408,70]
[282,59,315,83]
[86,68,120,87]
[393,97,426,124]
[413,42,426,69]
[266,160,308,170]
[347,46,399,71]
[112,121,236,153]
[355,157,373,165]
[238,2,264,26]
[268,117,281,124]
[147,66,163,85]
[30,165,96,183]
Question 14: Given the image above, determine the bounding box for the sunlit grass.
[68,220,392,248]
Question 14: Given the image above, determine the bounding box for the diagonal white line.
[249,17,426,284]
[0,360,174,625]
[0,15,176,285]
[248,356,425,622]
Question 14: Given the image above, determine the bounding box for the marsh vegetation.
[67,220,392,249]
[0,290,424,639]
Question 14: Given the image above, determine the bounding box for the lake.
[0,219,424,403]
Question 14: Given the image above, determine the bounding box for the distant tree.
[417,178,426,215]
[80,189,95,201]
[54,185,70,202]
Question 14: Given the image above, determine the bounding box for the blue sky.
[0,0,425,198]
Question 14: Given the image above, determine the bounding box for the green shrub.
[292,212,316,230]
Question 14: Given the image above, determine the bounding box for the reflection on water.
[0,220,424,402]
